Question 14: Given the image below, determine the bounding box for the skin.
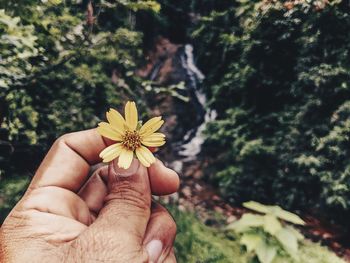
[0,129,180,263]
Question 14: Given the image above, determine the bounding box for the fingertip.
[149,159,180,196]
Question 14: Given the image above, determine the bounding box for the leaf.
[240,233,263,252]
[41,0,62,5]
[243,201,305,225]
[227,213,264,232]
[273,208,305,225]
[243,201,270,214]
[256,241,277,263]
[48,0,62,5]
[275,228,299,260]
[285,225,304,240]
[263,214,282,235]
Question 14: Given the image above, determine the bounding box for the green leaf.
[285,225,304,240]
[243,201,270,214]
[243,201,305,225]
[275,228,299,260]
[48,0,62,5]
[263,215,282,235]
[256,241,277,263]
[227,213,264,232]
[273,208,305,225]
[240,233,263,252]
[41,0,62,5]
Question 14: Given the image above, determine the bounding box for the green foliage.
[0,9,39,90]
[0,0,160,176]
[198,0,350,225]
[243,201,305,225]
[0,175,30,222]
[142,81,190,102]
[168,205,343,263]
[228,202,305,263]
[169,206,249,263]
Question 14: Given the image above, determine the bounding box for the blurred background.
[1,0,350,262]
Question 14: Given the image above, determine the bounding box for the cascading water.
[146,40,216,173]
[172,44,217,171]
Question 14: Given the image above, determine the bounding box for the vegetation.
[228,201,306,263]
[0,0,350,262]
[0,0,158,156]
[196,0,350,227]
[170,206,344,263]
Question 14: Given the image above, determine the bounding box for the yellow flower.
[97,101,166,169]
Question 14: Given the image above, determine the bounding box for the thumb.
[101,158,151,237]
[84,158,151,258]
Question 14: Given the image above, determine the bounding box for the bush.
[0,0,160,177]
[196,0,350,225]
[168,205,344,263]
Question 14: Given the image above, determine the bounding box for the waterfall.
[145,40,216,172]
[175,44,217,165]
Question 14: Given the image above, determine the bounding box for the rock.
[214,206,224,213]
[194,183,203,191]
[212,195,220,201]
[193,169,203,179]
[181,186,192,198]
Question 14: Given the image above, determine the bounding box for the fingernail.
[146,240,163,263]
[112,158,140,177]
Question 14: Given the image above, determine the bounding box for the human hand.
[0,129,179,263]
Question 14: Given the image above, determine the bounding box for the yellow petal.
[139,117,161,134]
[139,118,164,137]
[142,140,166,147]
[106,108,126,133]
[99,143,123,162]
[97,122,123,141]
[135,146,156,167]
[142,132,166,140]
[141,133,166,147]
[125,101,138,131]
[117,148,134,169]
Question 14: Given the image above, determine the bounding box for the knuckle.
[54,132,77,148]
[157,208,177,235]
[151,204,177,236]
[165,213,177,236]
[105,181,150,212]
[55,133,70,145]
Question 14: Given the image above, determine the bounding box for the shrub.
[228,201,305,263]
[197,0,350,225]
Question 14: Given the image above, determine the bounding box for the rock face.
[138,37,183,84]
[137,36,206,153]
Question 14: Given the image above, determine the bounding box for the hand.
[0,129,179,263]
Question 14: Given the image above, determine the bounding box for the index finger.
[29,129,108,192]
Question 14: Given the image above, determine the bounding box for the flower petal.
[117,148,134,169]
[139,117,164,137]
[125,101,138,131]
[142,140,166,147]
[139,117,161,133]
[141,133,166,147]
[97,122,123,141]
[106,108,126,133]
[99,143,123,162]
[135,146,156,167]
[142,132,166,140]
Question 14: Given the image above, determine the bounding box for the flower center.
[122,130,141,150]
